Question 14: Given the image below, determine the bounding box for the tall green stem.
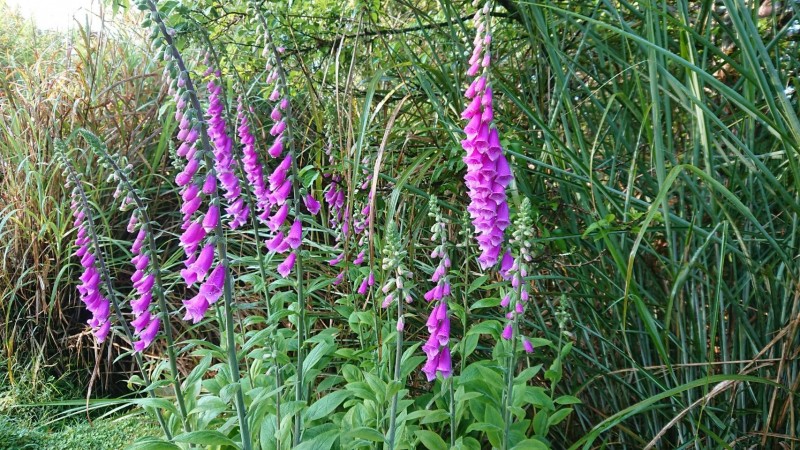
[501,281,522,450]
[144,2,252,448]
[387,292,403,450]
[449,376,456,447]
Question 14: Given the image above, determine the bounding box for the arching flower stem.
[58,150,173,439]
[82,132,190,433]
[254,7,309,445]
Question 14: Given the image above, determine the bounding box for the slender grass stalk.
[142,1,252,447]
[78,129,190,433]
[57,148,172,439]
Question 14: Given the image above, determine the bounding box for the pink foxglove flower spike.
[461,1,512,270]
[422,197,452,381]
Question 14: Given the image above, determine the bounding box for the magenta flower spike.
[461,3,512,270]
[206,71,249,229]
[69,189,112,342]
[237,98,272,218]
[421,197,452,381]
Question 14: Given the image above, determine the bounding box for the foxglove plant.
[422,196,452,381]
[59,143,181,438]
[254,6,314,444]
[380,222,412,450]
[500,197,535,351]
[141,1,252,447]
[461,0,513,269]
[260,33,304,279]
[500,198,536,450]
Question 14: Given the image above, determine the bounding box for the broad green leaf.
[416,430,448,450]
[173,430,238,447]
[305,390,350,422]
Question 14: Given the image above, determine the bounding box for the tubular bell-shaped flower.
[379,223,412,330]
[461,0,512,269]
[168,63,221,323]
[237,98,271,221]
[70,185,112,342]
[259,28,310,278]
[127,210,161,352]
[421,196,453,381]
[207,69,249,229]
[500,198,535,353]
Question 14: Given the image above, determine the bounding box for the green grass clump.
[0,413,159,450]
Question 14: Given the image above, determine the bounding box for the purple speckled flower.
[183,264,225,324]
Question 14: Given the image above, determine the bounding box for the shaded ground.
[0,414,159,450]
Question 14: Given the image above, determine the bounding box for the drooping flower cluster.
[170,68,225,323]
[323,143,346,228]
[237,99,270,221]
[128,211,160,352]
[258,43,300,278]
[70,187,111,342]
[207,69,249,229]
[461,1,513,269]
[327,152,375,293]
[421,196,452,381]
[380,223,412,331]
[500,198,535,353]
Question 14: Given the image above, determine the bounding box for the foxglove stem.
[144,2,251,448]
[87,136,190,433]
[255,7,308,445]
[501,312,519,450]
[204,27,282,444]
[60,151,173,439]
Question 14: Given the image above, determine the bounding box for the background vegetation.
[1,0,799,448]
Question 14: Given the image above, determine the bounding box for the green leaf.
[305,390,350,422]
[512,439,550,450]
[420,409,450,424]
[293,430,339,450]
[416,430,448,450]
[554,395,582,406]
[533,409,549,436]
[467,275,489,293]
[173,430,238,447]
[303,341,334,375]
[548,408,573,427]
[126,438,181,450]
[346,427,385,442]
[471,297,501,309]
